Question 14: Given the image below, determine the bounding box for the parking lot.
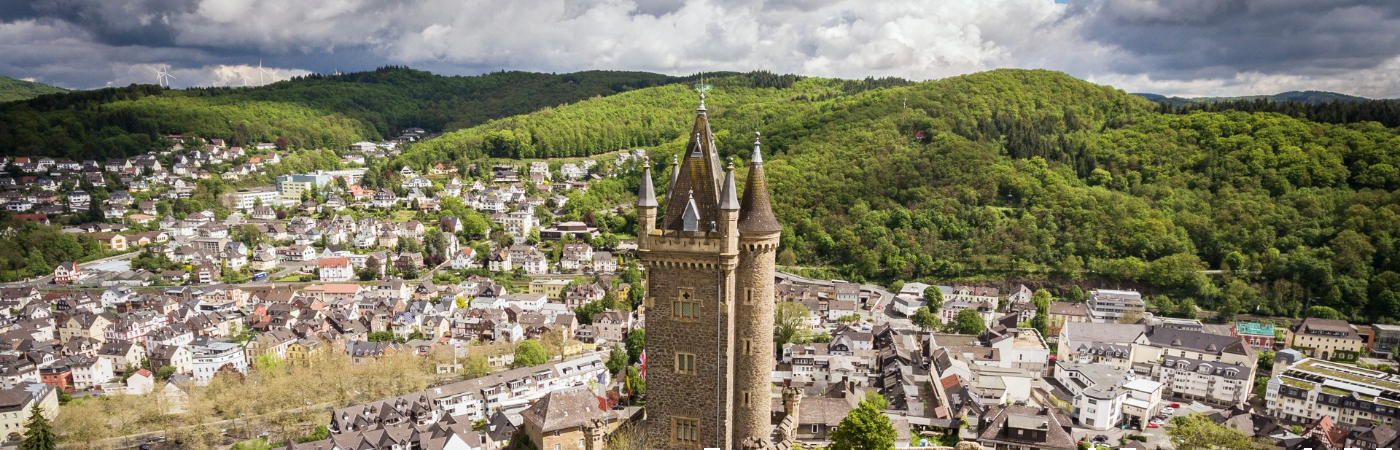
[1069,399,1204,450]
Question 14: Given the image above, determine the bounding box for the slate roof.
[1144,326,1250,356]
[519,386,611,433]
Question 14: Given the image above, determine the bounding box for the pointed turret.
[719,158,739,211]
[738,132,781,233]
[636,159,658,243]
[662,96,724,232]
[667,155,680,199]
[637,159,657,208]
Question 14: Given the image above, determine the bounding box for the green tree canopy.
[774,301,812,346]
[625,329,645,364]
[950,309,986,335]
[20,403,55,450]
[513,340,548,368]
[1165,413,1253,450]
[829,396,897,450]
[911,306,939,332]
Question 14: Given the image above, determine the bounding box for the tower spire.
[719,157,739,211]
[667,154,680,199]
[662,90,724,232]
[738,131,780,233]
[637,158,657,208]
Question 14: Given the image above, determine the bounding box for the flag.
[639,349,647,380]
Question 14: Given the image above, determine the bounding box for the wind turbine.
[239,72,251,86]
[156,66,175,88]
[257,59,278,84]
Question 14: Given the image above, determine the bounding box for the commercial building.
[1086,289,1145,323]
[275,173,333,201]
[1370,324,1400,359]
[224,186,281,210]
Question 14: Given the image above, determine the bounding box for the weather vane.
[696,73,711,108]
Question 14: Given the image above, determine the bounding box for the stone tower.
[638,95,781,450]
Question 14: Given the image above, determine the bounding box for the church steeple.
[738,131,781,233]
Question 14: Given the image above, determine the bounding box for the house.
[53,262,80,284]
[519,387,619,450]
[450,248,479,270]
[125,369,155,395]
[1285,317,1365,360]
[590,252,616,274]
[1045,301,1088,337]
[1232,321,1277,351]
[147,344,193,375]
[59,310,114,343]
[89,233,128,251]
[976,405,1076,450]
[97,340,146,372]
[318,257,354,282]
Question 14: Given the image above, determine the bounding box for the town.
[0,99,1395,450]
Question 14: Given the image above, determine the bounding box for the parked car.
[1147,423,1160,428]
[1168,402,1181,408]
[1161,407,1176,415]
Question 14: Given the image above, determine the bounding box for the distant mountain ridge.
[0,67,683,158]
[1134,90,1370,106]
[0,76,66,103]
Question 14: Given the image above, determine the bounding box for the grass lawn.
[391,211,418,222]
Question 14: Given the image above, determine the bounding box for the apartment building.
[1054,361,1163,430]
[1267,358,1400,427]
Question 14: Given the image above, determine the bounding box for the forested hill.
[394,69,1400,324]
[0,68,680,159]
[0,76,66,103]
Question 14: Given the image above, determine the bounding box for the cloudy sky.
[2,0,1398,98]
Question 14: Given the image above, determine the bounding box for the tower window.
[743,340,753,356]
[673,417,699,444]
[744,288,753,305]
[675,353,696,374]
[742,390,752,407]
[673,290,700,319]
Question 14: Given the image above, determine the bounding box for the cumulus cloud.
[1,0,1399,97]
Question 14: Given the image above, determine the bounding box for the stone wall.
[732,236,779,444]
[644,259,730,450]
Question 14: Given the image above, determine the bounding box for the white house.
[318,257,354,282]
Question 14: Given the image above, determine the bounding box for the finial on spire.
[695,73,711,111]
[642,156,651,169]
